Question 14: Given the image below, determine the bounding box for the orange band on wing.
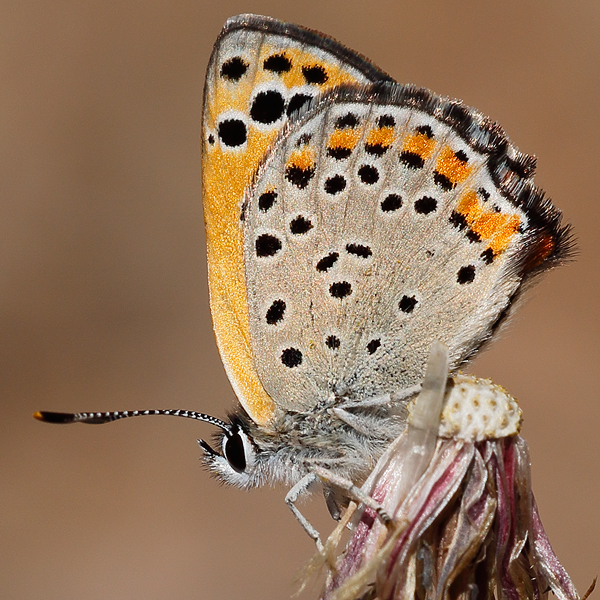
[203,133,278,425]
[327,128,361,152]
[402,132,436,159]
[365,126,394,148]
[435,146,472,186]
[455,189,521,257]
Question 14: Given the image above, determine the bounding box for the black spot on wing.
[220,57,248,81]
[433,172,455,191]
[335,113,359,129]
[302,64,328,84]
[466,229,481,243]
[415,124,434,138]
[358,164,379,184]
[449,211,468,230]
[329,281,352,298]
[457,265,476,284]
[255,234,281,257]
[367,339,381,354]
[365,142,389,156]
[399,295,418,313]
[258,191,277,212]
[400,152,425,169]
[317,253,339,272]
[326,335,340,349]
[377,115,395,127]
[218,119,247,147]
[324,175,346,195]
[328,146,352,160]
[250,90,285,124]
[381,194,402,212]
[480,248,494,264]
[266,300,286,324]
[346,243,372,258]
[290,216,313,234]
[281,348,302,367]
[285,165,315,189]
[414,196,437,214]
[263,53,292,73]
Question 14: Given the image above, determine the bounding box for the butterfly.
[35,14,571,547]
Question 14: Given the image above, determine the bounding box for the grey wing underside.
[242,84,570,413]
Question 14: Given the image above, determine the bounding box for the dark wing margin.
[216,14,394,84]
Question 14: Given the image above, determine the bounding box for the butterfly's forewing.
[242,84,570,412]
[202,15,391,425]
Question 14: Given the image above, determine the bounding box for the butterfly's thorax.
[218,399,409,489]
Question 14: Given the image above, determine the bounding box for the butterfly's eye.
[223,428,247,473]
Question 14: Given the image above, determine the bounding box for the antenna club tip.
[33,411,77,424]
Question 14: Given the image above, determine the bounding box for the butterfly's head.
[198,417,259,489]
[33,407,261,488]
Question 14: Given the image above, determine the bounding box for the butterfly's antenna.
[33,409,231,431]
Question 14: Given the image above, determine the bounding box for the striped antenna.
[33,409,230,431]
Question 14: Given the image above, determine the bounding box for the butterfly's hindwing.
[243,84,569,412]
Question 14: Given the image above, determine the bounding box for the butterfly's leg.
[285,473,324,551]
[312,466,392,526]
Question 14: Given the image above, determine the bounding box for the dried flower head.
[310,343,585,600]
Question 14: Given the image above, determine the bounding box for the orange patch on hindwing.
[435,146,472,189]
[327,129,361,155]
[455,190,521,257]
[287,146,315,171]
[365,127,394,154]
[402,132,436,159]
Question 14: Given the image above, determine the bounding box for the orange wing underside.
[202,40,369,425]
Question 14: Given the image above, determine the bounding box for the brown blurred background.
[1,1,598,599]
